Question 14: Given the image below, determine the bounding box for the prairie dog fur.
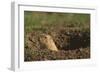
[39,34,58,52]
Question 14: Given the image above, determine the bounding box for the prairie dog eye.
[44,36,47,39]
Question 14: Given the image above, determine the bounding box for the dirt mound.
[24,28,90,61]
[25,47,90,61]
[49,28,90,50]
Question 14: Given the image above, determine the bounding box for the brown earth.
[24,28,90,61]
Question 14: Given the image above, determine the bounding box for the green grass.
[24,11,90,34]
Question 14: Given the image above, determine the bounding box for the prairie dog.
[39,34,58,52]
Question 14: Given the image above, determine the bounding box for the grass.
[24,11,90,34]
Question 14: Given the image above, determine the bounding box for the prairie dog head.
[40,34,52,44]
[39,34,58,52]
